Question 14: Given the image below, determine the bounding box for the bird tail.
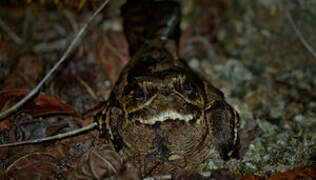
[121,0,181,55]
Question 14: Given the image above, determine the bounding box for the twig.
[286,11,316,58]
[143,171,212,180]
[6,152,55,172]
[0,0,111,119]
[143,175,172,180]
[63,10,79,33]
[0,122,97,148]
[63,9,84,55]
[22,6,32,41]
[0,18,23,45]
[92,150,118,174]
[104,35,128,63]
[77,76,98,100]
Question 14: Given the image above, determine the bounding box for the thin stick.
[104,35,127,63]
[143,171,211,179]
[0,122,97,148]
[0,0,111,119]
[0,18,23,45]
[77,76,97,100]
[22,6,32,40]
[286,11,316,58]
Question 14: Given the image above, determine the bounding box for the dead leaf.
[174,169,206,180]
[70,144,122,179]
[5,153,60,179]
[0,89,79,121]
[0,89,96,174]
[240,175,263,180]
[267,165,316,180]
[96,31,129,86]
[0,116,96,178]
[179,0,226,59]
[2,53,44,90]
[210,169,238,180]
[0,36,21,84]
[117,162,141,180]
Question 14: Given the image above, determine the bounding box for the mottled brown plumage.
[95,0,240,174]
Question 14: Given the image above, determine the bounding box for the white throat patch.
[138,110,193,125]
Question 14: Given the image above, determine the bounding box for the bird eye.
[140,55,150,62]
[140,55,155,65]
[183,80,192,91]
[136,87,145,97]
[135,120,141,126]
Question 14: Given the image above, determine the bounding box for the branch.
[0,18,23,44]
[286,11,316,58]
[0,122,97,148]
[0,0,111,119]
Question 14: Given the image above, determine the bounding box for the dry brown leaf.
[96,31,130,85]
[209,169,238,180]
[5,153,59,179]
[0,88,96,176]
[174,169,206,180]
[0,89,82,149]
[70,144,122,179]
[2,53,44,90]
[179,0,226,59]
[0,118,96,178]
[0,89,79,121]
[116,162,141,180]
[240,175,263,180]
[267,165,316,180]
[0,36,21,84]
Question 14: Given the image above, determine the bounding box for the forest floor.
[0,0,315,179]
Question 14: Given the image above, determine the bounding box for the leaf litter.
[0,0,315,179]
